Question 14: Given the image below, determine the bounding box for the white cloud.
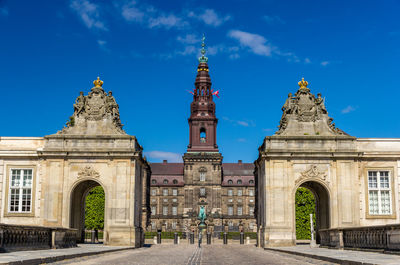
[237,121,249,127]
[189,9,231,27]
[97,40,110,52]
[237,138,247,142]
[229,53,240,59]
[121,1,144,22]
[228,30,272,56]
[304,58,311,64]
[321,61,330,66]
[263,15,285,24]
[223,116,255,127]
[148,14,187,29]
[177,34,200,44]
[262,128,273,132]
[176,45,197,56]
[341,106,356,114]
[144,151,182,162]
[70,0,107,31]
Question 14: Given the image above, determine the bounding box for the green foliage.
[219,232,257,239]
[144,232,183,239]
[85,186,105,230]
[295,187,316,240]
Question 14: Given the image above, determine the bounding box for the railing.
[319,224,400,251]
[0,224,78,252]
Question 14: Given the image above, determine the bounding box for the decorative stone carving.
[295,165,327,185]
[276,78,349,136]
[57,77,125,135]
[77,166,100,179]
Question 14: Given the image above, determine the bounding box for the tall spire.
[198,34,208,63]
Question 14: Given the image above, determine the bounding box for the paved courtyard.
[52,245,337,265]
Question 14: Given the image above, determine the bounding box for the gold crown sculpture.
[93,77,104,87]
[298,77,308,89]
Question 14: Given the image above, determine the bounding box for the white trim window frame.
[367,171,392,215]
[8,169,33,213]
[200,172,206,182]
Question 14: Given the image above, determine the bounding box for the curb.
[264,247,375,265]
[0,247,135,265]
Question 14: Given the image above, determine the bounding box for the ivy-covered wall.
[295,187,316,240]
[85,186,105,230]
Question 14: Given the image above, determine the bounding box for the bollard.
[157,231,162,244]
[178,236,180,245]
[240,232,244,244]
[153,236,157,244]
[223,232,228,245]
[190,232,195,244]
[246,236,250,245]
[174,232,178,244]
[91,230,96,243]
[207,232,211,245]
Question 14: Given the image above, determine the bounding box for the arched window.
[151,179,157,184]
[200,128,206,143]
[163,179,168,184]
[228,180,233,185]
[249,180,254,185]
[173,179,178,184]
[237,180,242,185]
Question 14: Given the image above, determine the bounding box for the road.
[52,245,338,265]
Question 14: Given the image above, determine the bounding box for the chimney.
[163,160,168,164]
[238,160,242,165]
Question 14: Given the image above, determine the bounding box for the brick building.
[148,39,256,233]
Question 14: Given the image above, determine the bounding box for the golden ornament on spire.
[298,77,308,89]
[93,77,104,87]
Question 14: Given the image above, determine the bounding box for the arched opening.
[70,180,106,243]
[200,128,206,143]
[295,181,330,244]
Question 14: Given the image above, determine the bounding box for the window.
[163,189,168,196]
[172,189,178,196]
[151,189,157,196]
[249,199,254,203]
[172,206,177,216]
[237,206,243,216]
[151,198,156,203]
[172,221,177,229]
[163,179,168,184]
[200,187,206,196]
[237,180,242,185]
[163,206,168,215]
[151,221,156,230]
[249,180,254,185]
[228,198,233,203]
[249,206,254,216]
[172,198,177,203]
[200,128,206,143]
[8,169,33,213]
[227,180,233,185]
[237,199,242,203]
[163,198,168,203]
[249,222,254,229]
[228,221,233,227]
[228,206,233,216]
[151,206,156,215]
[368,171,392,215]
[151,179,156,184]
[237,189,242,196]
[200,172,206,182]
[173,179,178,184]
[249,189,254,196]
[228,189,233,196]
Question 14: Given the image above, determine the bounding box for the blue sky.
[1,0,399,163]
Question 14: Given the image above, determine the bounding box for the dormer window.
[200,128,206,143]
[151,179,157,184]
[237,180,242,185]
[228,180,233,185]
[173,179,178,184]
[163,179,168,184]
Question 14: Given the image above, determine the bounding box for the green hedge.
[145,232,183,239]
[295,187,316,240]
[219,232,257,239]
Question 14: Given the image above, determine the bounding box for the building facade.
[0,78,150,246]
[256,78,400,247]
[148,41,256,233]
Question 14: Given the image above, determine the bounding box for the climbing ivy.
[85,186,105,230]
[295,187,316,240]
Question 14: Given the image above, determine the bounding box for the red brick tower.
[187,36,219,153]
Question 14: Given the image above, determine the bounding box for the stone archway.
[70,179,105,243]
[296,181,330,243]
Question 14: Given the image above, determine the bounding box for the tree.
[85,186,105,230]
[295,187,316,240]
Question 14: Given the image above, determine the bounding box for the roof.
[221,175,255,187]
[150,163,184,175]
[150,175,184,187]
[222,163,254,176]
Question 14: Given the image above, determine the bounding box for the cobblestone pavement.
[52,245,338,265]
